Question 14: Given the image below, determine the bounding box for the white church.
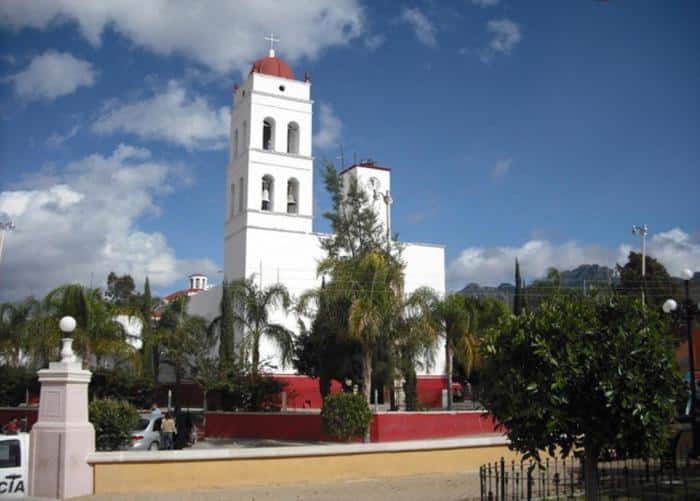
[187,44,447,407]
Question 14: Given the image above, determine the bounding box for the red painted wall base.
[205,410,499,442]
[272,374,449,410]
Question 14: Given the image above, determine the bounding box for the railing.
[479,456,700,500]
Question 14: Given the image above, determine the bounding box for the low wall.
[88,436,517,495]
[205,410,496,442]
[416,375,448,408]
[371,411,499,442]
[0,406,38,429]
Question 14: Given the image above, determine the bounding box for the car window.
[135,419,150,431]
[0,439,20,468]
[153,418,162,432]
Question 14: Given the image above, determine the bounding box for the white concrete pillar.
[30,332,94,499]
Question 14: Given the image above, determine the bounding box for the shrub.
[90,369,155,409]
[89,398,140,451]
[321,393,372,441]
[0,365,39,406]
[213,367,286,411]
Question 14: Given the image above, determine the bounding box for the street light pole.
[632,224,648,306]
[663,268,699,457]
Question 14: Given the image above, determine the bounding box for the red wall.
[370,412,499,442]
[416,376,448,408]
[272,375,342,409]
[0,407,38,430]
[205,410,498,442]
[205,412,331,441]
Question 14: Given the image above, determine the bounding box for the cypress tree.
[141,277,158,386]
[514,259,523,315]
[219,280,235,366]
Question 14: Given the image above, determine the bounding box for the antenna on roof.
[336,144,345,168]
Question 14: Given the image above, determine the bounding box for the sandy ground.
[77,471,483,501]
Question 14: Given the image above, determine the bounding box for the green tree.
[139,277,159,386]
[105,272,137,306]
[617,251,676,311]
[432,293,478,410]
[0,302,32,367]
[513,258,524,315]
[45,284,134,369]
[479,293,684,501]
[228,277,294,378]
[209,280,235,367]
[395,287,441,410]
[158,295,210,413]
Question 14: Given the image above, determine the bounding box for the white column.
[29,335,94,499]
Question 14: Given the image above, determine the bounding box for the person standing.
[150,403,162,416]
[161,412,177,450]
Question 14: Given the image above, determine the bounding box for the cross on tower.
[264,32,280,57]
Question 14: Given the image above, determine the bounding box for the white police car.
[0,433,28,498]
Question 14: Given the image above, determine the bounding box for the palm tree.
[44,284,134,369]
[228,277,294,378]
[158,295,210,413]
[394,287,441,410]
[322,251,404,405]
[23,297,61,369]
[433,293,479,410]
[0,301,32,367]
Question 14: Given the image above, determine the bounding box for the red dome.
[250,55,295,80]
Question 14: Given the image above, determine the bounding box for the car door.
[0,436,27,498]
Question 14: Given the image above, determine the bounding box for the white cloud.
[491,158,512,180]
[313,102,342,151]
[400,7,437,47]
[47,124,81,147]
[0,1,366,75]
[480,18,521,63]
[4,51,95,101]
[92,81,229,150]
[446,228,700,289]
[471,0,500,7]
[0,144,217,301]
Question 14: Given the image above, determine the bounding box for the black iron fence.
[479,456,700,500]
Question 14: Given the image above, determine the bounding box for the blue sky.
[0,0,698,301]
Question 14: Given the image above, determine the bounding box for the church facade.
[188,47,447,407]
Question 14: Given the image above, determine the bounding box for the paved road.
[79,471,483,501]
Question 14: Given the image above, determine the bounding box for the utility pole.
[632,224,648,306]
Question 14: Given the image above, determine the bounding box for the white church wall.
[402,241,447,375]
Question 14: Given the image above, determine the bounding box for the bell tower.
[224,40,313,280]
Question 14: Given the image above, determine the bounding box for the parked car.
[130,414,162,451]
[0,432,29,498]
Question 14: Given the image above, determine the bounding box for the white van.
[0,434,28,498]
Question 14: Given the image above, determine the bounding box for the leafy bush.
[90,369,155,409]
[0,365,39,406]
[321,393,372,441]
[89,398,140,451]
[212,366,286,411]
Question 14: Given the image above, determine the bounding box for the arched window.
[234,129,239,157]
[287,122,299,154]
[238,176,245,213]
[230,183,236,217]
[287,178,299,214]
[262,117,275,150]
[261,175,274,211]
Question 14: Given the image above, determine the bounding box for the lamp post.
[663,268,699,456]
[632,224,648,305]
[58,315,78,364]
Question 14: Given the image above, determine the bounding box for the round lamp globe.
[59,316,77,333]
